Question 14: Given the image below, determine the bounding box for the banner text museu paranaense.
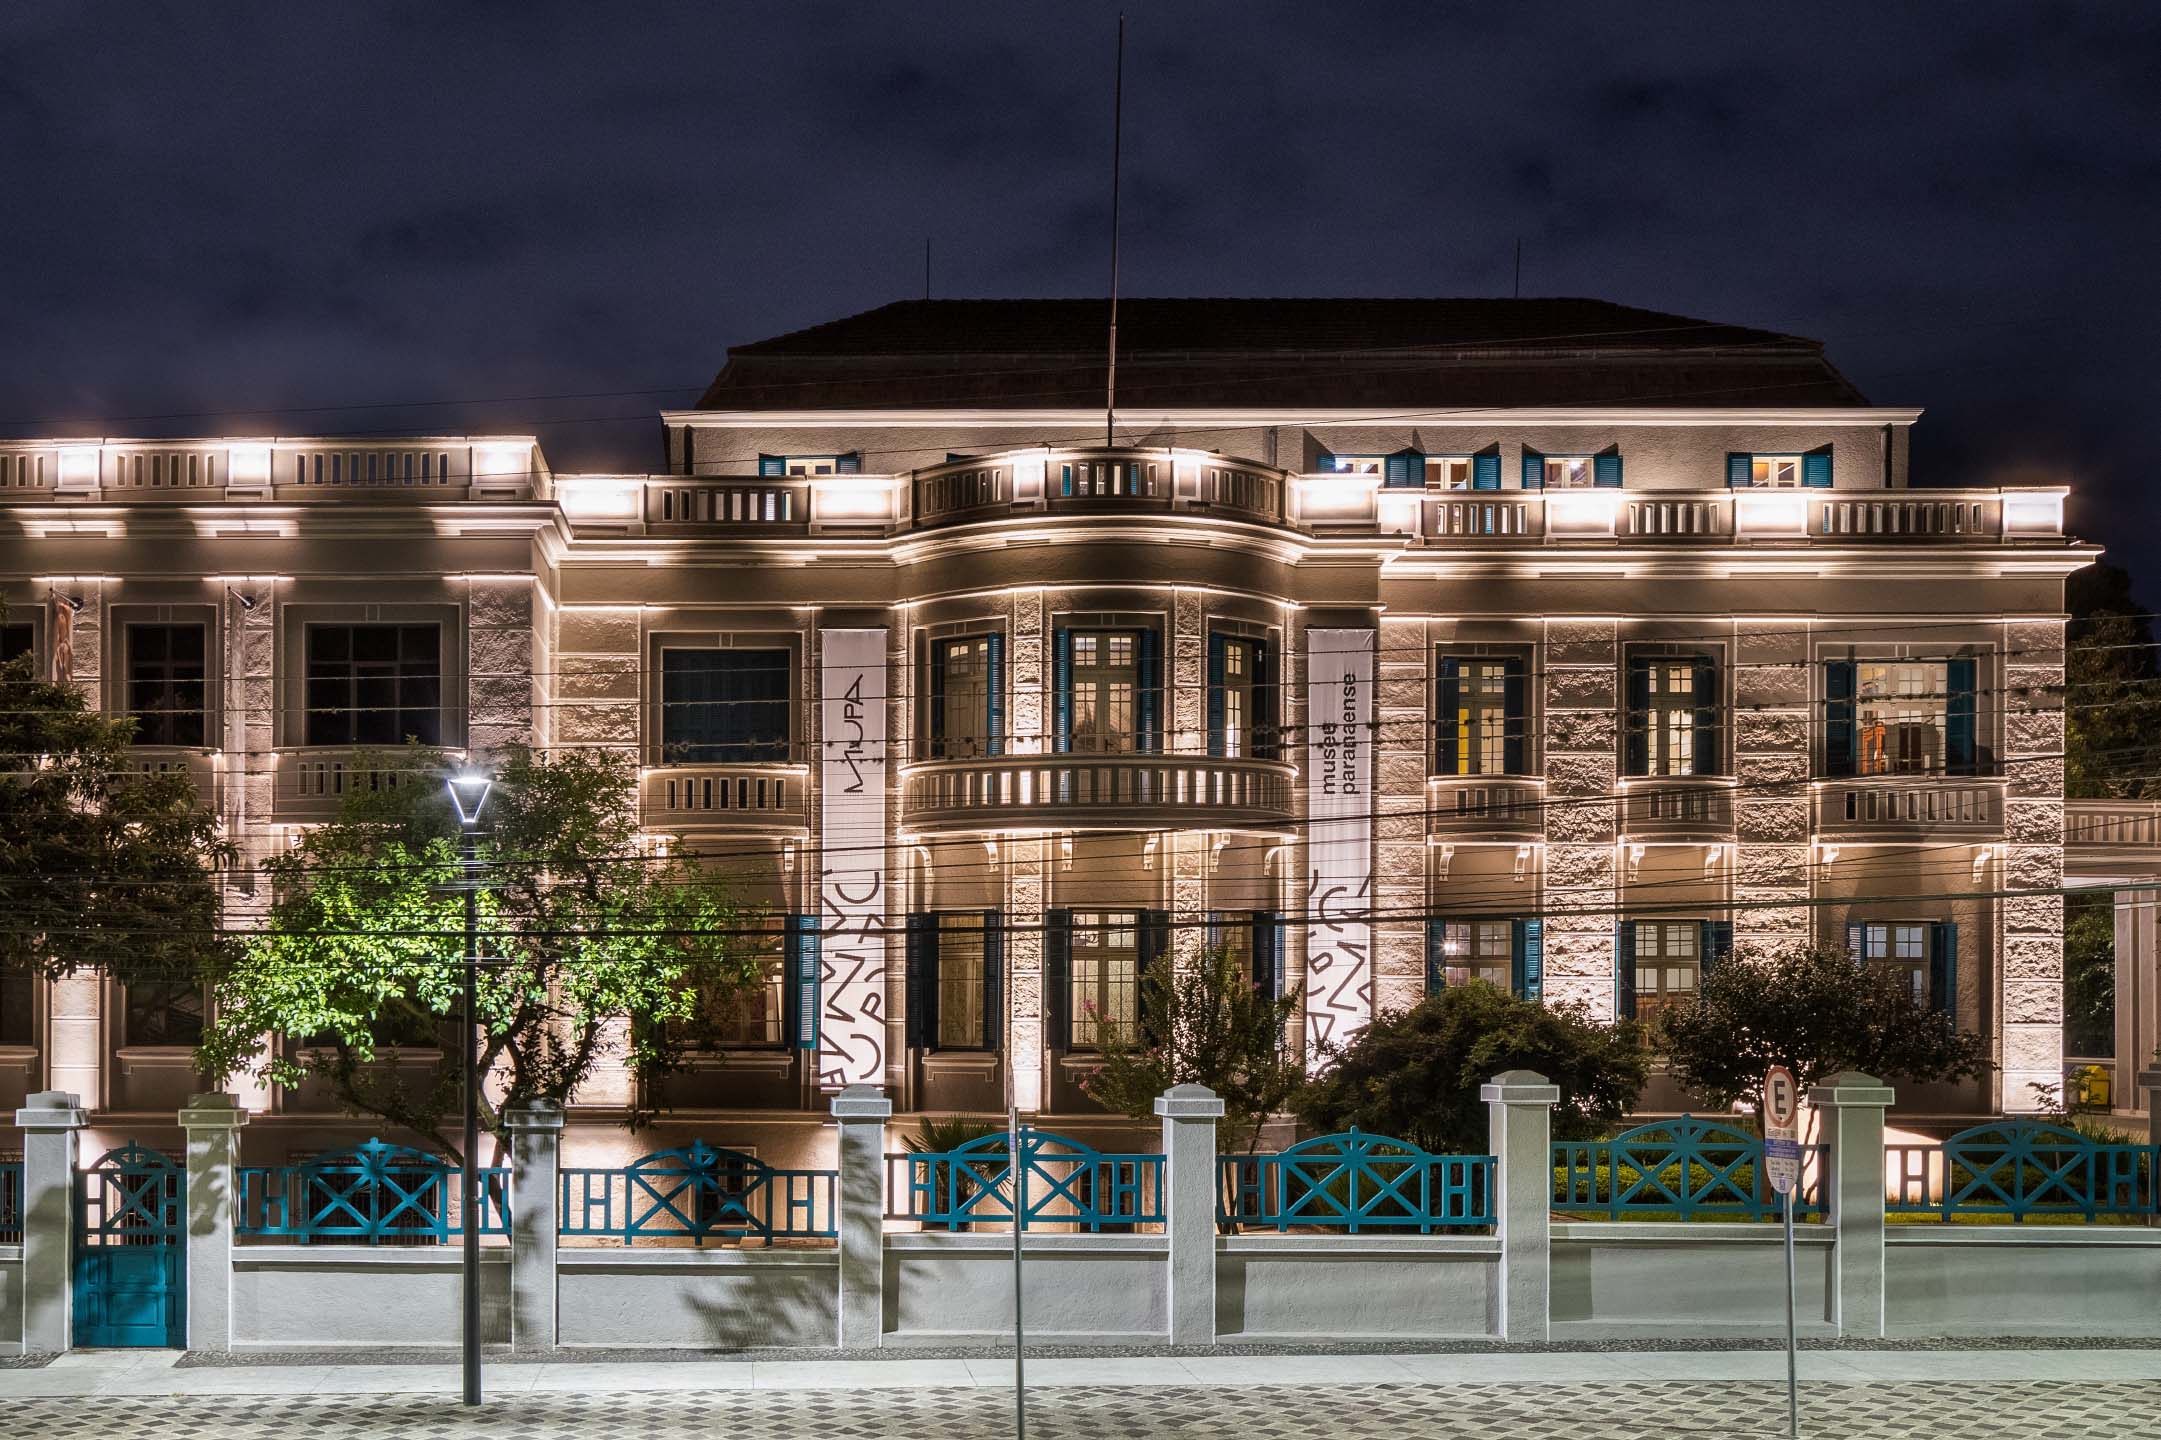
[1303,628,1374,1055]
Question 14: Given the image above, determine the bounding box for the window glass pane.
[0,622,34,663]
[1856,662,1948,774]
[1645,660,1698,777]
[126,623,209,747]
[935,913,989,1049]
[1439,920,1512,989]
[0,968,32,1046]
[1445,658,1513,775]
[692,916,785,1048]
[1545,458,1591,488]
[1214,637,1264,758]
[1070,910,1140,1048]
[660,648,792,763]
[1753,456,1802,487]
[305,624,440,747]
[1425,457,1473,489]
[1069,631,1139,754]
[125,979,204,1047]
[1632,921,1700,1037]
[936,637,991,759]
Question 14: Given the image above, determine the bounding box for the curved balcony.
[1427,777,1544,841]
[1813,776,2002,838]
[909,447,1285,530]
[1618,779,1737,843]
[902,753,1296,834]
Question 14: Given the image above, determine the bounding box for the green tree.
[2065,562,2161,800]
[2063,889,2114,1059]
[200,743,759,1160]
[1661,946,1988,1107]
[1081,948,1303,1151]
[1291,985,1649,1155]
[0,620,234,1005]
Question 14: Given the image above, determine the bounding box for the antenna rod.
[1105,13,1125,448]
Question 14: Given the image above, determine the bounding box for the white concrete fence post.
[831,1083,891,1349]
[1808,1071,1894,1338]
[179,1092,248,1354]
[2141,1068,2161,1151]
[14,1090,86,1355]
[1482,1069,1560,1343]
[1156,1082,1225,1347]
[504,1099,563,1355]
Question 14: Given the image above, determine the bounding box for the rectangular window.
[1070,632,1139,754]
[1645,660,1697,776]
[935,913,990,1050]
[126,623,208,747]
[694,915,786,1048]
[1069,910,1141,1048]
[933,636,994,759]
[1857,661,1949,775]
[660,647,791,763]
[304,624,441,746]
[1324,455,1384,474]
[1209,635,1273,758]
[1434,920,1513,990]
[1753,455,1803,487]
[124,978,205,1048]
[0,621,33,664]
[1855,922,1931,1007]
[1440,658,1518,775]
[0,968,32,1046]
[1543,457,1593,488]
[1631,921,1700,1031]
[1424,457,1474,490]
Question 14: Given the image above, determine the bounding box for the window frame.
[1207,630,1277,760]
[301,621,444,748]
[124,621,210,748]
[1624,649,1721,779]
[121,975,206,1049]
[1435,652,1528,777]
[1053,621,1162,756]
[656,642,795,765]
[925,631,1005,761]
[905,909,1003,1054]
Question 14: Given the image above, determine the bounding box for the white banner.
[817,628,888,1089]
[1304,628,1374,1055]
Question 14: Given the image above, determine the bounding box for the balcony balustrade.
[910,448,1284,529]
[1814,776,2003,836]
[1617,779,1736,841]
[902,753,1295,833]
[1427,777,1544,840]
[641,763,809,829]
[273,748,424,822]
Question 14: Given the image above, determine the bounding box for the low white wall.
[231,1246,510,1349]
[884,1232,1166,1345]
[1216,1234,1499,1341]
[557,1247,838,1348]
[1886,1227,2161,1337]
[1551,1223,1835,1338]
[0,1246,20,1356]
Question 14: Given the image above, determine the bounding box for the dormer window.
[758,453,861,477]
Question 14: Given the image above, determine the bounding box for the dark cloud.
[0,1,2156,591]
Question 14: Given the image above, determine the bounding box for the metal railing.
[237,1138,510,1243]
[887,1127,1164,1233]
[560,1141,836,1246]
[1887,1121,2158,1222]
[1553,1116,1824,1220]
[1218,1130,1494,1233]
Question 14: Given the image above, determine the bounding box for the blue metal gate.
[74,1143,185,1348]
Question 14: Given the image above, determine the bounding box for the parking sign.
[1763,1064,1800,1195]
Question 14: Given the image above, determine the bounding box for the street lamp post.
[446,768,493,1407]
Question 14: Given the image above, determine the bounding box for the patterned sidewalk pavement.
[2,1379,2156,1439]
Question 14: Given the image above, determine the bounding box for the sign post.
[1762,1064,1802,1440]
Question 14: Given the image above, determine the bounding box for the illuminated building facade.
[0,298,2122,1162]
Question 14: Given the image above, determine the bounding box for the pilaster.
[1543,621,1618,1017]
[2001,619,2067,1112]
[831,1084,892,1348]
[1155,1083,1224,1346]
[179,1093,248,1354]
[504,1099,563,1354]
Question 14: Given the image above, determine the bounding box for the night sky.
[4,4,2157,589]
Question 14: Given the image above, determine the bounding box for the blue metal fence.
[237,1138,510,1243]
[1553,1115,1824,1220]
[0,1158,21,1244]
[1887,1121,2159,1222]
[888,1127,1164,1232]
[560,1141,836,1245]
[1219,1130,1495,1233]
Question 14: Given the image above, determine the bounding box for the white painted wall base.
[230,1247,511,1349]
[557,1248,838,1348]
[1216,1235,1500,1341]
[1885,1228,2161,1337]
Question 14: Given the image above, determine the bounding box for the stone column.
[14,1091,86,1355]
[1482,1069,1559,1342]
[832,1084,891,1349]
[1156,1083,1224,1347]
[504,1099,563,1355]
[2141,1070,2161,1150]
[179,1093,248,1354]
[2002,619,2068,1113]
[1808,1072,1894,1338]
[1542,621,1619,1017]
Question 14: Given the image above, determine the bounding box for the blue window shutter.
[1314,450,1334,474]
[1617,921,1637,1019]
[1046,910,1072,1047]
[905,914,937,1050]
[758,454,785,477]
[785,914,821,1052]
[1206,633,1228,756]
[1727,453,1753,488]
[1434,656,1461,775]
[1426,919,1448,994]
[1802,449,1833,488]
[1138,910,1170,1043]
[1847,923,1865,961]
[1473,452,1501,491]
[1944,657,1977,775]
[1052,627,1073,753]
[1384,449,1422,488]
[1136,628,1162,752]
[1702,921,1733,978]
[1257,913,1283,1000]
[1502,656,1527,774]
[1521,919,1543,1003]
[1692,656,1719,777]
[1521,449,1544,489]
[1825,660,1856,777]
[927,640,947,754]
[1253,638,1277,760]
[1594,452,1624,488]
[982,910,1003,1051]
[1929,921,1958,1018]
[835,452,862,474]
[1624,656,1652,776]
[985,632,1005,757]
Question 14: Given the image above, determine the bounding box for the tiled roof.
[698,298,1868,410]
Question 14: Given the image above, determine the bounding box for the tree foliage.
[2063,889,2115,1059]
[0,630,233,992]
[2065,562,2161,800]
[200,743,758,1160]
[1080,948,1304,1151]
[1291,984,1649,1155]
[1661,946,1988,1106]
